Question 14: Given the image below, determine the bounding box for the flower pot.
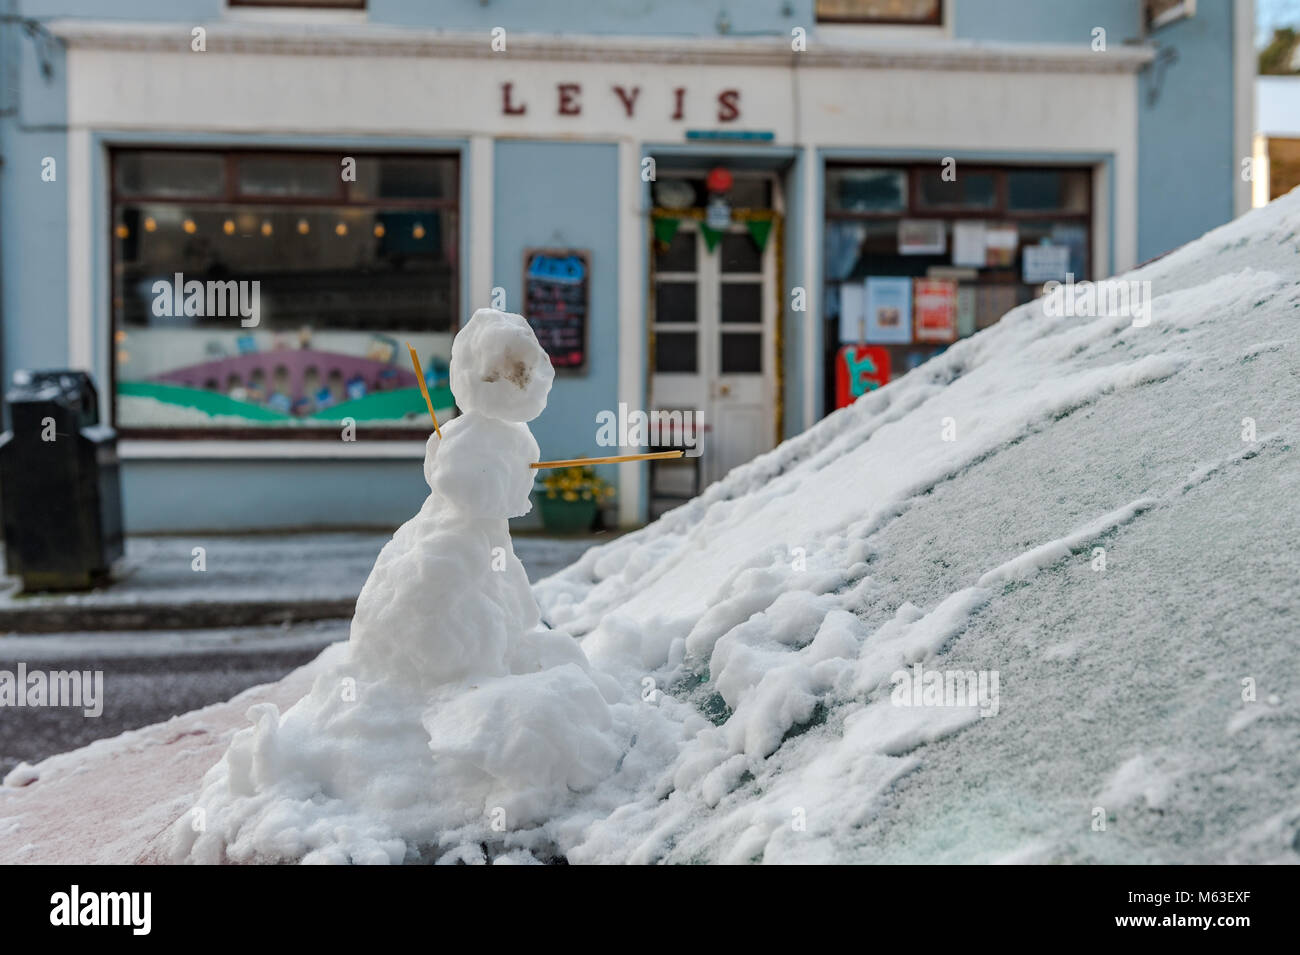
[537,496,599,535]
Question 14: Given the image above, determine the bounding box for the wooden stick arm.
[531,450,684,470]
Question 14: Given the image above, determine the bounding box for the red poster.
[913,279,958,343]
[835,345,891,408]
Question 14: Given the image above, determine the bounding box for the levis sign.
[501,83,741,122]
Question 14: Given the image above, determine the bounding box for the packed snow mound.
[526,191,1300,863]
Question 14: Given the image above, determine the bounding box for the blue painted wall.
[1136,2,1239,261]
[953,0,1140,43]
[1,1,71,395]
[14,0,809,34]
[122,458,429,532]
[493,140,620,525]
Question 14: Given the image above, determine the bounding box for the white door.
[652,216,776,487]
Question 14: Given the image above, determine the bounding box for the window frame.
[109,146,460,441]
[229,1,366,9]
[814,0,943,26]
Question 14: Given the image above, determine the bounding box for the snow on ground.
[3,193,1299,864]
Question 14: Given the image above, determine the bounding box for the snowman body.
[351,308,554,687]
[175,309,622,864]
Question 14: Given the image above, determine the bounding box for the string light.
[144,217,157,232]
[412,223,426,240]
[373,223,386,238]
[334,222,348,237]
[223,219,236,235]
[297,219,310,235]
[114,224,129,239]
[260,220,273,237]
[183,219,197,234]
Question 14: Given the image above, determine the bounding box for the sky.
[1257,0,1300,45]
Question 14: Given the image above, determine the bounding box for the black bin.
[0,370,124,591]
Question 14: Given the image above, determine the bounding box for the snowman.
[176,309,622,864]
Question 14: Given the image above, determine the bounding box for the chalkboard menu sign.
[523,248,589,371]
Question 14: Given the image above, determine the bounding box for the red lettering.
[717,89,740,122]
[613,85,641,118]
[672,86,686,121]
[502,82,526,115]
[558,83,582,116]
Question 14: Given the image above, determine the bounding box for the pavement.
[0,531,608,633]
[0,530,611,777]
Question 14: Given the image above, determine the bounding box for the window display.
[111,150,459,435]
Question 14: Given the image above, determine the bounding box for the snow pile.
[173,310,623,864]
[529,192,1299,864]
[8,194,1298,865]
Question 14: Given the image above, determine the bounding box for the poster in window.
[985,224,1019,267]
[913,279,958,343]
[898,219,946,255]
[523,248,589,371]
[864,276,913,344]
[835,344,891,409]
[1022,243,1071,284]
[952,221,987,267]
[838,281,867,344]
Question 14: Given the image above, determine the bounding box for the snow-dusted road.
[0,535,601,778]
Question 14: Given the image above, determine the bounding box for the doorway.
[650,177,780,494]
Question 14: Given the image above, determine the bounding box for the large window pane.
[349,157,457,200]
[827,168,907,213]
[114,152,224,198]
[111,150,458,433]
[916,169,997,210]
[1007,169,1090,213]
[237,156,341,198]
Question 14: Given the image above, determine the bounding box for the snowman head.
[449,308,554,422]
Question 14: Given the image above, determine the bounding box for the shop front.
[11,11,1222,532]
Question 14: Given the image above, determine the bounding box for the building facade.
[0,0,1254,531]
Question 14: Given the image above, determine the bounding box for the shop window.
[823,161,1092,412]
[816,0,941,25]
[111,149,458,436]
